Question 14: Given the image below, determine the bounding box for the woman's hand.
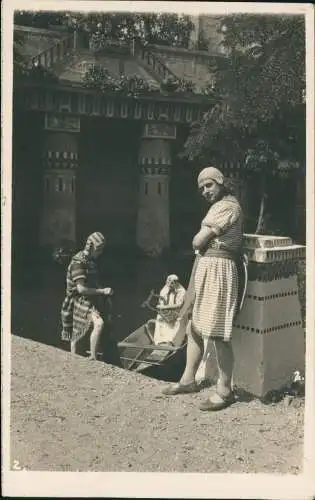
[192,232,205,251]
[192,226,215,251]
[101,287,114,296]
[157,304,166,310]
[192,235,201,251]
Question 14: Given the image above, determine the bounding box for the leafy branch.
[182,15,305,234]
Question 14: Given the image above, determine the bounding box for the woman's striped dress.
[60,251,103,343]
[192,195,243,342]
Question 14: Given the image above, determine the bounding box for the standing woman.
[163,167,244,411]
[61,232,113,360]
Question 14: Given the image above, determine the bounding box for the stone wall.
[15,25,65,58]
[58,49,159,86]
[157,50,215,91]
[149,45,216,91]
[199,15,225,54]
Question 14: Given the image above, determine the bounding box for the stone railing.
[30,33,75,69]
[135,44,178,83]
[148,45,217,92]
[148,43,219,63]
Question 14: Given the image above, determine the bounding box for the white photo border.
[2,1,314,498]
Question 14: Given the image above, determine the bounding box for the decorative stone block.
[196,234,305,397]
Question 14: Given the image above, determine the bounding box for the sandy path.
[10,335,303,473]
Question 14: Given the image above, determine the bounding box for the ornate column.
[196,234,305,397]
[136,122,176,255]
[40,113,80,247]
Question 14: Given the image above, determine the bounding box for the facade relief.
[142,122,176,140]
[44,113,81,133]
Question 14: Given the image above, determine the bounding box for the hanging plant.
[83,65,113,90]
[176,78,195,93]
[201,81,217,97]
[160,75,179,92]
[83,67,156,95]
[116,74,151,96]
[89,31,108,52]
[84,66,199,96]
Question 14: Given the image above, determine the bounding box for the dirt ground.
[10,335,304,473]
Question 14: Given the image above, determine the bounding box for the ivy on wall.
[83,66,197,96]
[14,11,198,50]
[160,76,196,93]
[83,67,158,96]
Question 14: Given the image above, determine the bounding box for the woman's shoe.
[199,392,235,411]
[162,382,199,396]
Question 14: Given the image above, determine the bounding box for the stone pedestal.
[40,113,80,247]
[136,123,176,254]
[196,234,305,397]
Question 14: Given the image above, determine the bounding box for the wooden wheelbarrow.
[117,290,187,371]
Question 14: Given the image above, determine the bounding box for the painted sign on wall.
[45,113,80,133]
[143,123,176,140]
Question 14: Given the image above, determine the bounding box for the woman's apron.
[181,248,248,325]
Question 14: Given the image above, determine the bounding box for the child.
[153,274,187,347]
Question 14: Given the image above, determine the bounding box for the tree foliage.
[182,15,305,234]
[183,14,305,161]
[14,11,195,49]
[14,10,67,29]
[13,30,30,78]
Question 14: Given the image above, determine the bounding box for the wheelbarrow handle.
[141,289,160,308]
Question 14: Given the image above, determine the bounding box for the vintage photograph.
[3,0,314,496]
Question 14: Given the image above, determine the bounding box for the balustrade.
[30,33,75,69]
[135,43,178,83]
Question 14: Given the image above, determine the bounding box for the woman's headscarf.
[197,167,224,188]
[84,232,105,253]
[160,274,186,307]
[167,274,179,284]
